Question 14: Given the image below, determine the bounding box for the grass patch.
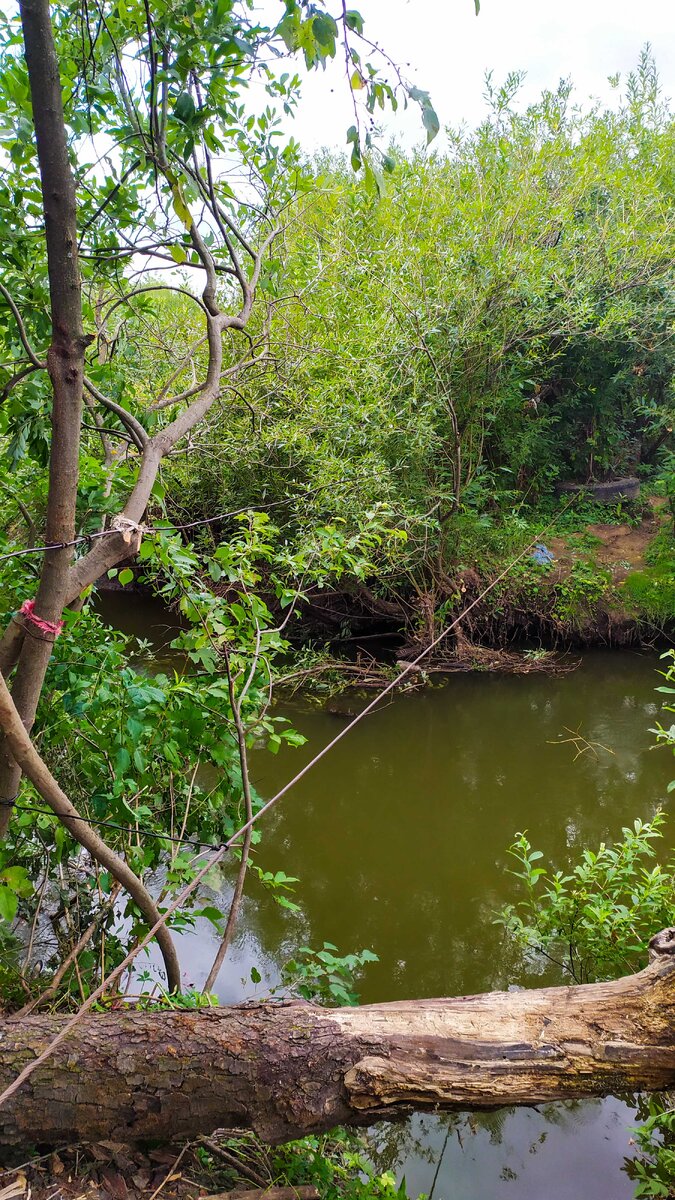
[622,568,675,622]
[625,523,675,621]
[644,523,675,569]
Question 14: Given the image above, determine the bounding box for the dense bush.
[162,53,675,597]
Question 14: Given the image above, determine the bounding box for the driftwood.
[1,929,675,1158]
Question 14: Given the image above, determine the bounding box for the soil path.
[549,502,666,583]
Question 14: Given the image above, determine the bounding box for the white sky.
[274,0,675,152]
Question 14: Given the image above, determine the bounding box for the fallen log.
[1,928,675,1158]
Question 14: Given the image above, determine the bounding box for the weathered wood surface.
[1,929,675,1158]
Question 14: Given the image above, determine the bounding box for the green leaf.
[174,93,196,124]
[195,905,225,928]
[422,102,440,144]
[0,885,18,923]
[276,13,298,53]
[282,729,307,747]
[169,244,187,265]
[364,157,385,197]
[1,866,33,897]
[171,185,194,231]
[250,966,262,983]
[407,85,429,105]
[344,9,364,34]
[115,747,131,774]
[311,13,338,49]
[119,568,134,586]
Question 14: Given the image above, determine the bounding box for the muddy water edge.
[98,591,674,1200]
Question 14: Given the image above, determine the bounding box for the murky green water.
[100,594,673,1199]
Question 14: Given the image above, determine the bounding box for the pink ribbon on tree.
[19,599,64,640]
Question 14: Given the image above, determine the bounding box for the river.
[98,594,673,1199]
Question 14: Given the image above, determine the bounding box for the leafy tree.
[170,56,673,612]
[0,0,439,993]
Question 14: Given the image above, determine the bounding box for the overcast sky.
[272,0,675,153]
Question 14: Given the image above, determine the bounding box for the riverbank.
[97,499,675,688]
[325,504,673,655]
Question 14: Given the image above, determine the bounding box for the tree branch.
[0,282,46,369]
[82,374,148,449]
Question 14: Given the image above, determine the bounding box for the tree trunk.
[1,928,675,1158]
[0,0,88,837]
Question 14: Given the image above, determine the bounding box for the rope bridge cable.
[0,502,291,566]
[0,500,574,1109]
[221,498,578,851]
[0,529,112,564]
[4,502,575,864]
[0,479,402,566]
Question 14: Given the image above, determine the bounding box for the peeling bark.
[1,929,674,1158]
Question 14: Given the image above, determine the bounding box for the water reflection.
[368,1102,637,1200]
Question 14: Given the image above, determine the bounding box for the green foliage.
[622,524,675,623]
[0,501,394,1002]
[96,974,219,1011]
[163,54,674,620]
[628,1098,675,1198]
[623,568,675,622]
[500,813,675,1197]
[0,864,31,924]
[500,656,675,1196]
[0,926,30,1010]
[0,10,672,1193]
[197,1129,417,1200]
[500,814,675,1194]
[498,815,674,984]
[0,0,417,1013]
[269,1129,413,1200]
[552,557,614,622]
[644,523,675,568]
[280,941,379,1006]
[651,650,675,755]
